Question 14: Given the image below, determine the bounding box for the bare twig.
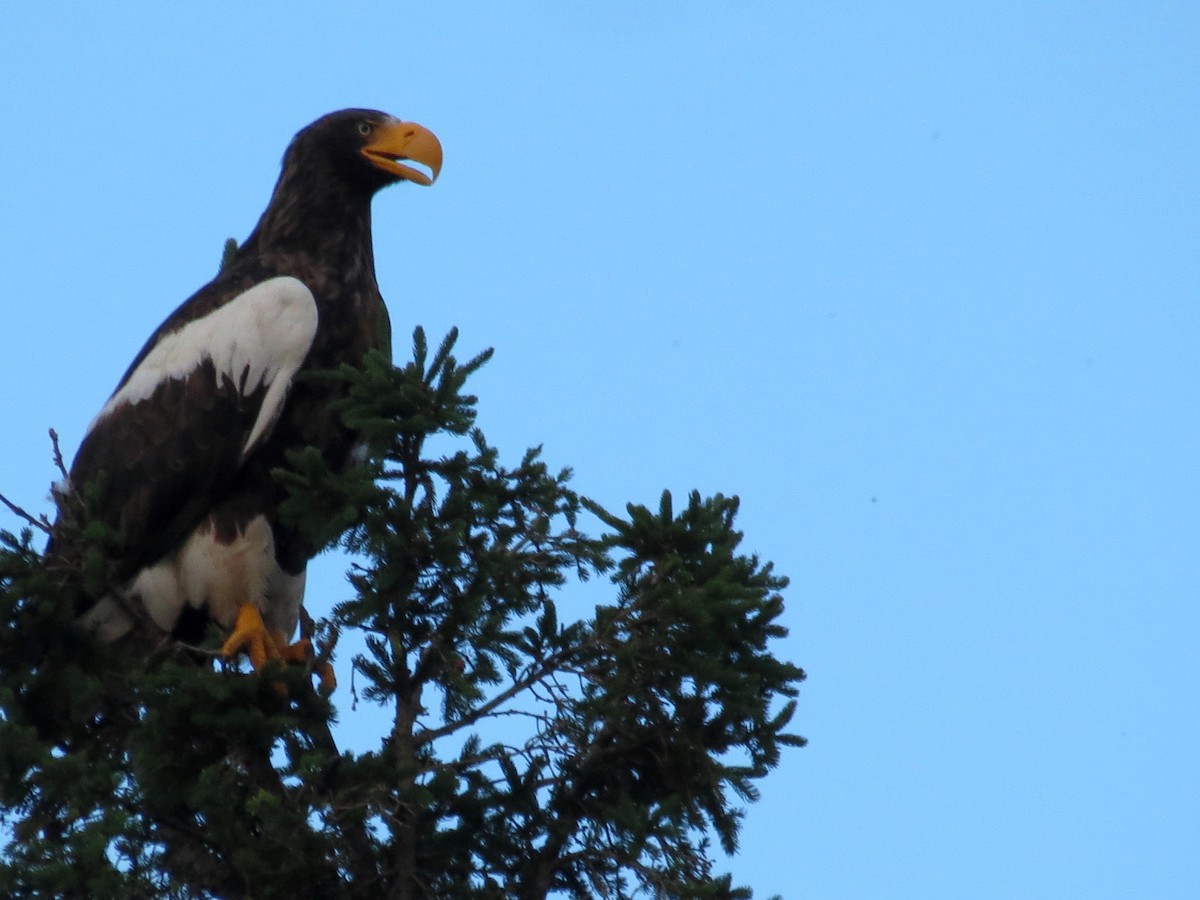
[0,489,51,534]
[49,428,68,480]
[0,427,72,533]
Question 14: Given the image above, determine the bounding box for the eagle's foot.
[314,661,337,696]
[221,603,337,696]
[220,603,282,671]
[298,607,338,696]
[275,640,336,694]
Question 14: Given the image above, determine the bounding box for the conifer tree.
[0,324,805,898]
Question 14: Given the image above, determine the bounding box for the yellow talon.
[299,607,338,695]
[220,603,281,671]
[315,661,337,696]
[277,636,312,665]
[221,603,337,695]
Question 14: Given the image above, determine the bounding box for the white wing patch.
[88,276,319,459]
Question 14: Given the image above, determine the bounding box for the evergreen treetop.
[0,327,804,898]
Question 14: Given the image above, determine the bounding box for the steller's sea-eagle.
[48,109,441,685]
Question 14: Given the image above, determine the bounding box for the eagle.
[49,109,442,684]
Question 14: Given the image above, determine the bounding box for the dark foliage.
[1,328,804,898]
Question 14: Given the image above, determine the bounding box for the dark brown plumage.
[50,109,442,675]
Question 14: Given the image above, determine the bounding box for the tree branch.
[0,489,50,534]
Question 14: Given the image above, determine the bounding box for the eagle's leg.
[220,603,283,671]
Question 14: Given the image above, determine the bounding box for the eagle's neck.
[250,187,374,260]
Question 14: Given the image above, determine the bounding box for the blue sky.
[3,2,1198,896]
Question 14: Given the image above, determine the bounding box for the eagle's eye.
[357,121,373,136]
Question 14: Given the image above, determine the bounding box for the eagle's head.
[281,108,443,197]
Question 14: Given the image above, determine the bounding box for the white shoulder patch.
[88,276,319,460]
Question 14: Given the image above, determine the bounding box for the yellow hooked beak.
[361,120,443,185]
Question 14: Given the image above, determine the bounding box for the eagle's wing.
[68,276,318,582]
